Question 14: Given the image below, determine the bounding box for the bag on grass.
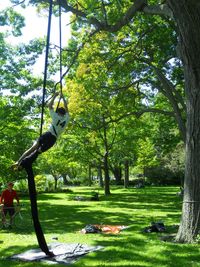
[143,222,166,233]
[84,224,101,233]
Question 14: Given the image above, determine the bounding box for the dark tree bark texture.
[103,152,111,195]
[112,165,122,185]
[97,165,104,188]
[167,0,200,242]
[124,160,129,188]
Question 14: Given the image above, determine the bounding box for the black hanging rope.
[40,0,53,137]
[59,0,63,95]
[41,0,65,108]
[25,161,53,256]
[25,0,54,257]
[57,0,63,110]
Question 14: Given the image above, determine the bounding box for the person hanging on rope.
[11,92,69,171]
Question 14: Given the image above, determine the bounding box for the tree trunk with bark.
[111,165,122,185]
[62,174,68,185]
[124,159,129,188]
[52,175,58,191]
[166,0,200,242]
[104,152,110,195]
[97,164,104,188]
[88,164,92,186]
[102,115,111,195]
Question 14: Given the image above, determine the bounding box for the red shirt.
[0,189,19,206]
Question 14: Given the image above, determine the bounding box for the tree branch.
[57,0,173,32]
[108,108,174,124]
[142,4,173,19]
[58,0,147,32]
[53,29,99,91]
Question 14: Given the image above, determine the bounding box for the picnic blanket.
[80,224,128,234]
[11,242,103,265]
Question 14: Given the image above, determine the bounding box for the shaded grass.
[0,186,200,267]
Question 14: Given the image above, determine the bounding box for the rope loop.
[39,0,53,137]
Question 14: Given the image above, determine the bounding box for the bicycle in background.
[0,204,32,230]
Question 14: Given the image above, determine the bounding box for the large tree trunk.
[167,0,200,242]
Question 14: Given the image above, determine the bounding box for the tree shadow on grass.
[10,186,182,237]
[38,203,134,233]
[82,234,200,267]
[99,187,182,214]
[33,186,182,235]
[2,186,194,267]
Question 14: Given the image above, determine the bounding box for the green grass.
[0,186,200,267]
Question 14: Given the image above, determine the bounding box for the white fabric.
[11,242,103,265]
[48,109,69,137]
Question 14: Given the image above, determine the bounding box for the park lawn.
[0,186,200,267]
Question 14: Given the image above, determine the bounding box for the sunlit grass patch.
[0,186,199,267]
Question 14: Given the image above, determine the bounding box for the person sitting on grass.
[0,182,20,229]
[11,92,69,170]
